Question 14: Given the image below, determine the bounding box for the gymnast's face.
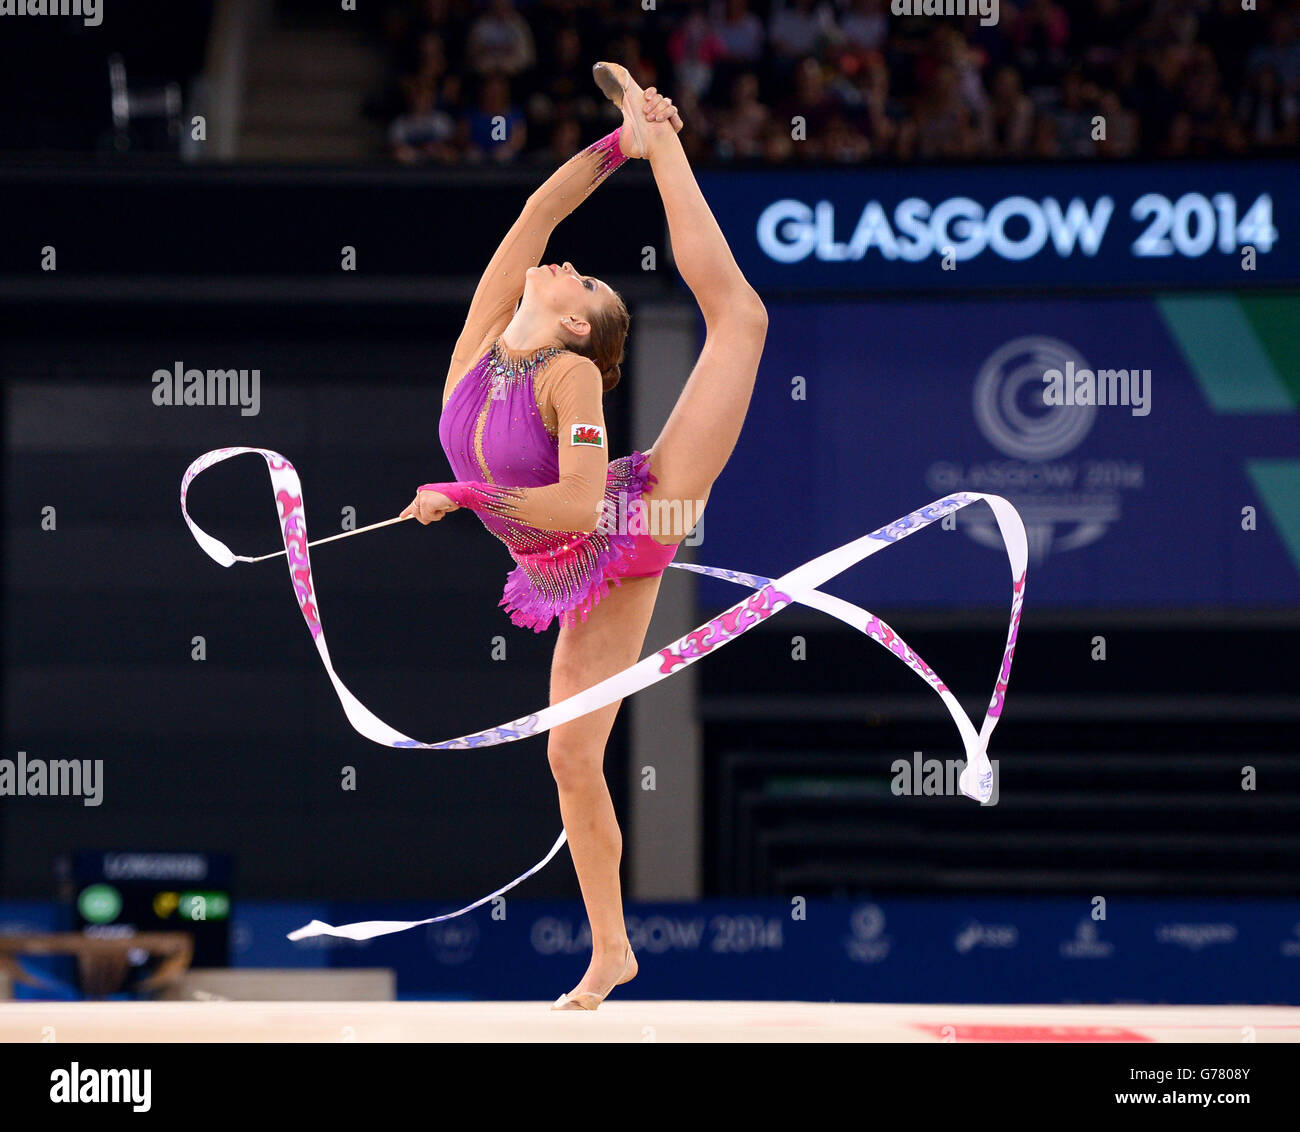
[525,260,612,341]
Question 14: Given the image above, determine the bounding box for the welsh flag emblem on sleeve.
[571,423,605,448]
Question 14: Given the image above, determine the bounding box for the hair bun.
[601,363,621,393]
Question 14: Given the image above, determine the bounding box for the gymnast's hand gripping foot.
[400,64,767,1009]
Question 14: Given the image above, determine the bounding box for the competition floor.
[3,1003,1298,1043]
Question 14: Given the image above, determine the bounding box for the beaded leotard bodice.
[439,338,568,544]
[437,338,655,629]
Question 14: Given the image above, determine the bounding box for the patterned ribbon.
[181,447,1028,941]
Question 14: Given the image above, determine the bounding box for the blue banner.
[7,898,1297,1002]
[224,898,1300,1004]
[697,161,1296,292]
[692,293,1300,608]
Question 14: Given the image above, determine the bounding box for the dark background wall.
[0,166,660,902]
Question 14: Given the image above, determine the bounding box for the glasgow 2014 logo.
[927,335,1144,563]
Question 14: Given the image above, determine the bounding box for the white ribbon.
[181,447,1028,941]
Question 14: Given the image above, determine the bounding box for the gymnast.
[400,63,769,1009]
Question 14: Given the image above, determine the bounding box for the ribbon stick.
[235,514,413,563]
[181,447,1028,940]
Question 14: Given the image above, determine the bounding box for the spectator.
[715,70,770,158]
[822,109,872,160]
[1094,89,1139,157]
[1047,67,1098,156]
[1245,13,1300,92]
[986,64,1034,156]
[769,0,834,63]
[776,56,841,148]
[1071,0,1138,80]
[533,112,582,164]
[1010,0,1070,88]
[832,55,900,156]
[532,0,601,56]
[1202,0,1261,95]
[596,0,652,41]
[837,0,887,54]
[760,118,797,162]
[527,25,600,128]
[672,86,715,163]
[669,2,728,99]
[389,77,459,163]
[607,33,660,93]
[1237,65,1298,150]
[1170,49,1246,156]
[409,0,471,61]
[467,0,537,78]
[462,75,528,161]
[1148,0,1201,50]
[898,63,980,159]
[411,29,448,86]
[928,24,989,118]
[715,0,766,64]
[1131,43,1190,155]
[860,56,901,156]
[1031,108,1060,157]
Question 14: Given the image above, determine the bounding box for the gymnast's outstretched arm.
[444,129,629,395]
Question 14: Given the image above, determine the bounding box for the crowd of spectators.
[369,0,1300,164]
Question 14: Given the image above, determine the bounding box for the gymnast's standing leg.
[544,64,768,1008]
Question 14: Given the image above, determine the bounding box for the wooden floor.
[2,1002,1298,1043]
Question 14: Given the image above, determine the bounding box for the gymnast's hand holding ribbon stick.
[401,489,459,524]
[180,445,1028,942]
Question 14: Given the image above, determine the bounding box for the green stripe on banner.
[1247,460,1300,574]
[1157,295,1294,413]
[1240,295,1300,407]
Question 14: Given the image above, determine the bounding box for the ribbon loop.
[181,447,1028,940]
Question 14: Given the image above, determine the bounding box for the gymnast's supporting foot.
[552,941,638,1011]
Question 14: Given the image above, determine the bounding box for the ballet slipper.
[550,943,638,1011]
[592,62,650,159]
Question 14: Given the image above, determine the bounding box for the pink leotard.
[429,337,679,631]
[422,127,681,631]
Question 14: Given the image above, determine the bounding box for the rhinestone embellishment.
[489,338,563,385]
